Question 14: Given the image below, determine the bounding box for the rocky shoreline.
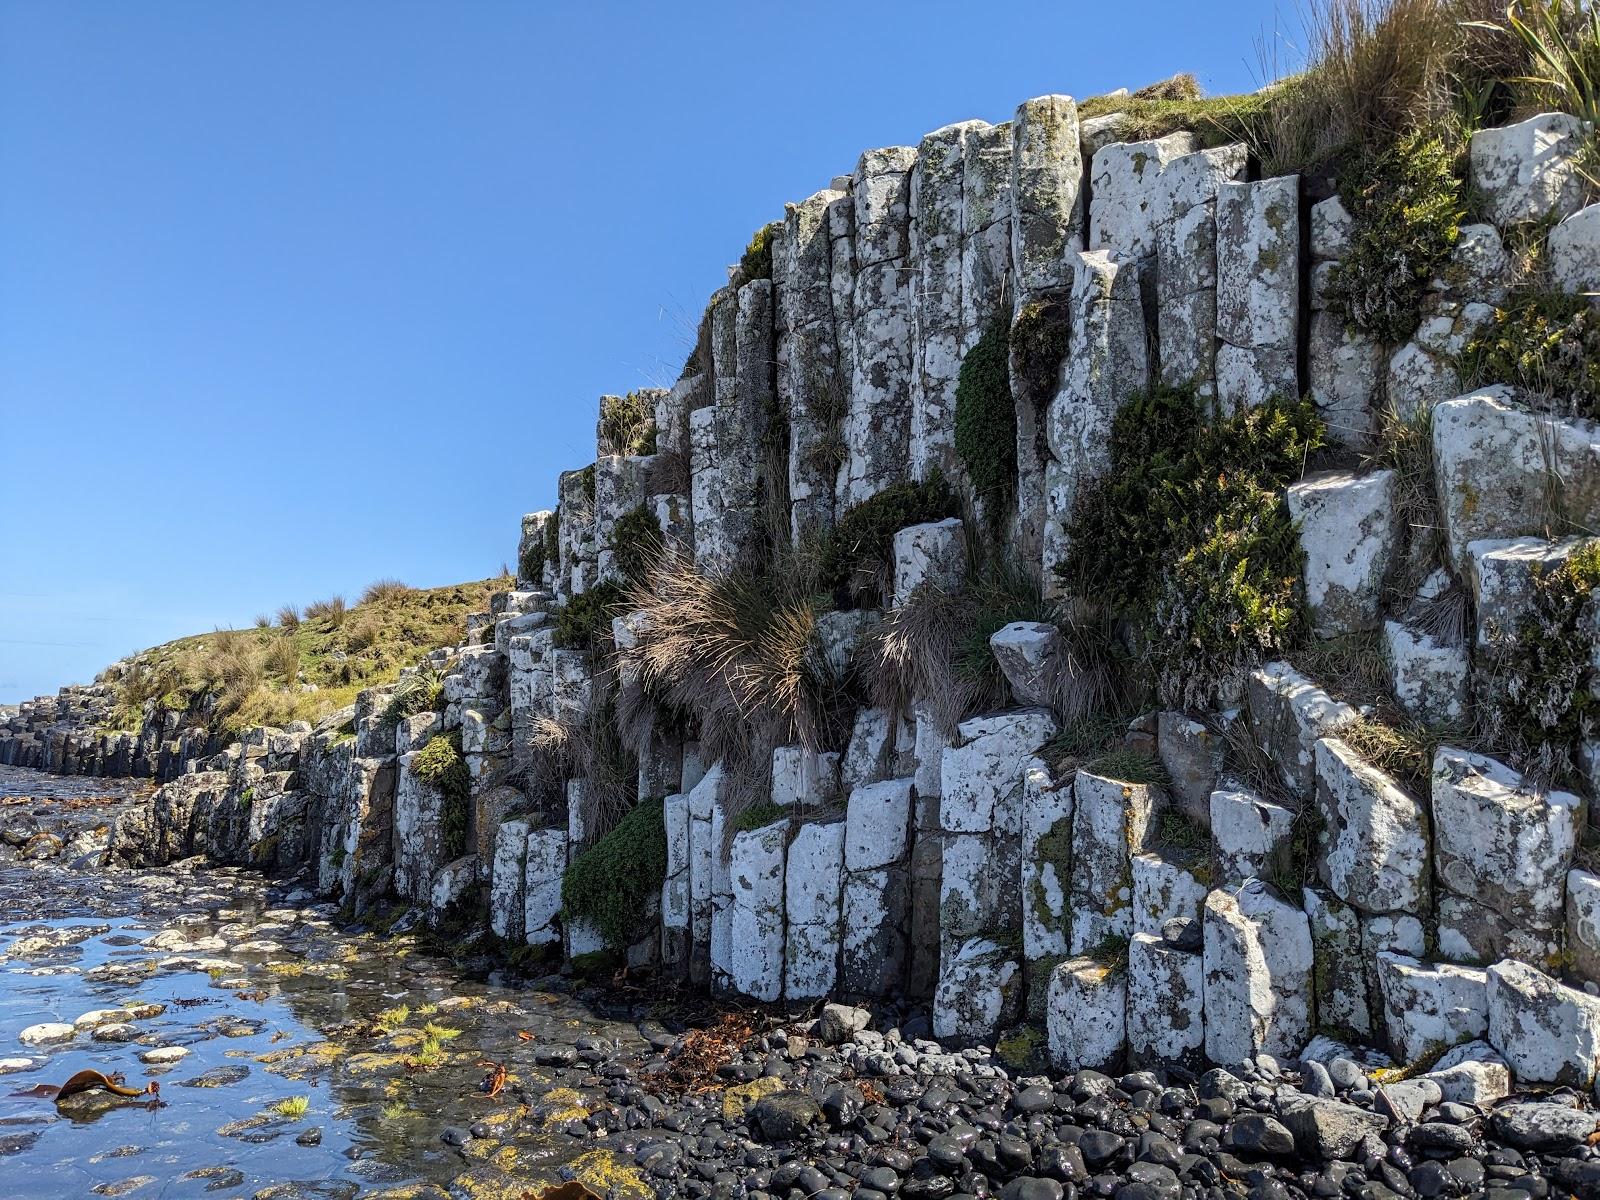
[1,770,1596,1200]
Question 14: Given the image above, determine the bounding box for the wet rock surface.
[4,767,1598,1200]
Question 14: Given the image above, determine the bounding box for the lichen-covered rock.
[524,827,565,946]
[1433,387,1600,573]
[1304,887,1372,1041]
[1436,890,1562,968]
[1568,868,1600,986]
[1131,851,1209,936]
[1469,111,1590,227]
[393,754,445,907]
[1246,662,1357,800]
[1127,932,1204,1067]
[729,819,788,1002]
[892,518,967,605]
[1156,711,1225,827]
[1215,175,1299,411]
[1313,737,1430,915]
[1210,786,1295,889]
[429,854,478,918]
[845,778,914,870]
[1021,763,1073,961]
[1387,302,1496,420]
[940,710,1057,833]
[785,819,846,999]
[1486,958,1600,1087]
[1383,613,1469,725]
[1550,203,1600,297]
[770,745,841,810]
[841,707,900,790]
[841,778,913,997]
[1469,534,1594,646]
[989,622,1063,708]
[1070,768,1162,953]
[934,936,1020,1045]
[1203,881,1314,1064]
[1421,1040,1512,1107]
[1286,470,1398,637]
[1432,746,1582,935]
[1046,956,1127,1072]
[1010,95,1083,295]
[1088,132,1218,263]
[489,818,531,942]
[1375,952,1487,1065]
[1043,249,1149,590]
[1307,310,1382,451]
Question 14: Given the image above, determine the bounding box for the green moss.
[731,801,789,834]
[570,948,624,981]
[1462,290,1600,420]
[599,392,658,458]
[954,316,1016,512]
[1084,933,1130,973]
[1478,540,1600,781]
[411,732,470,860]
[561,799,668,950]
[1325,130,1465,344]
[995,1025,1047,1072]
[519,543,546,584]
[1010,295,1071,402]
[819,473,960,604]
[737,222,781,284]
[552,582,627,652]
[1061,387,1322,710]
[610,505,664,589]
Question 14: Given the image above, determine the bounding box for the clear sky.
[0,0,1295,704]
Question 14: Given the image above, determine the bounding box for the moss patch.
[561,799,667,950]
[553,582,627,652]
[610,505,664,589]
[954,316,1016,512]
[731,801,789,833]
[819,474,960,605]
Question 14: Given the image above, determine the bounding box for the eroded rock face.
[1070,769,1162,954]
[1286,470,1398,638]
[1550,203,1600,297]
[729,820,788,1002]
[1202,882,1314,1065]
[1046,956,1127,1072]
[1215,175,1299,412]
[933,936,1020,1045]
[1210,786,1295,890]
[1313,738,1430,916]
[1376,952,1488,1065]
[1127,932,1203,1067]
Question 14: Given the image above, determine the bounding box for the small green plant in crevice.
[553,582,628,652]
[384,666,445,728]
[731,800,789,833]
[578,463,597,502]
[1041,714,1128,781]
[271,1095,310,1119]
[954,316,1017,513]
[545,505,562,565]
[1324,129,1465,344]
[411,732,471,860]
[1461,291,1600,421]
[1011,294,1072,400]
[599,391,659,458]
[1061,387,1323,711]
[1084,933,1130,973]
[819,474,960,605]
[610,505,664,589]
[1084,747,1170,788]
[737,221,781,284]
[1478,539,1600,782]
[561,798,667,950]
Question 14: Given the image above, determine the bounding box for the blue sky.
[0,0,1293,703]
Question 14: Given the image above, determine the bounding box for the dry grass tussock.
[519,704,639,843]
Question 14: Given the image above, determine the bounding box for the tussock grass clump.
[598,391,658,458]
[618,556,851,763]
[304,596,348,625]
[561,798,667,950]
[736,222,782,285]
[1084,747,1170,788]
[276,604,301,629]
[384,665,445,726]
[524,701,639,842]
[361,579,413,604]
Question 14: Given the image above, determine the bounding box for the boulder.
[1383,616,1469,725]
[891,518,967,606]
[1421,1040,1512,1106]
[989,622,1064,708]
[1281,1097,1389,1160]
[1432,746,1582,935]
[1469,534,1594,646]
[1156,711,1226,827]
[1375,953,1487,1065]
[934,937,1021,1045]
[1313,737,1430,915]
[1046,955,1127,1072]
[1469,111,1590,226]
[1202,881,1314,1064]
[940,710,1057,833]
[1486,958,1600,1088]
[1490,1102,1599,1152]
[1127,932,1204,1067]
[816,1002,871,1045]
[1285,470,1398,637]
[1210,786,1295,889]
[1550,203,1600,298]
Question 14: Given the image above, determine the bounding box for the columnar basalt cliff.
[18,75,1600,1093]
